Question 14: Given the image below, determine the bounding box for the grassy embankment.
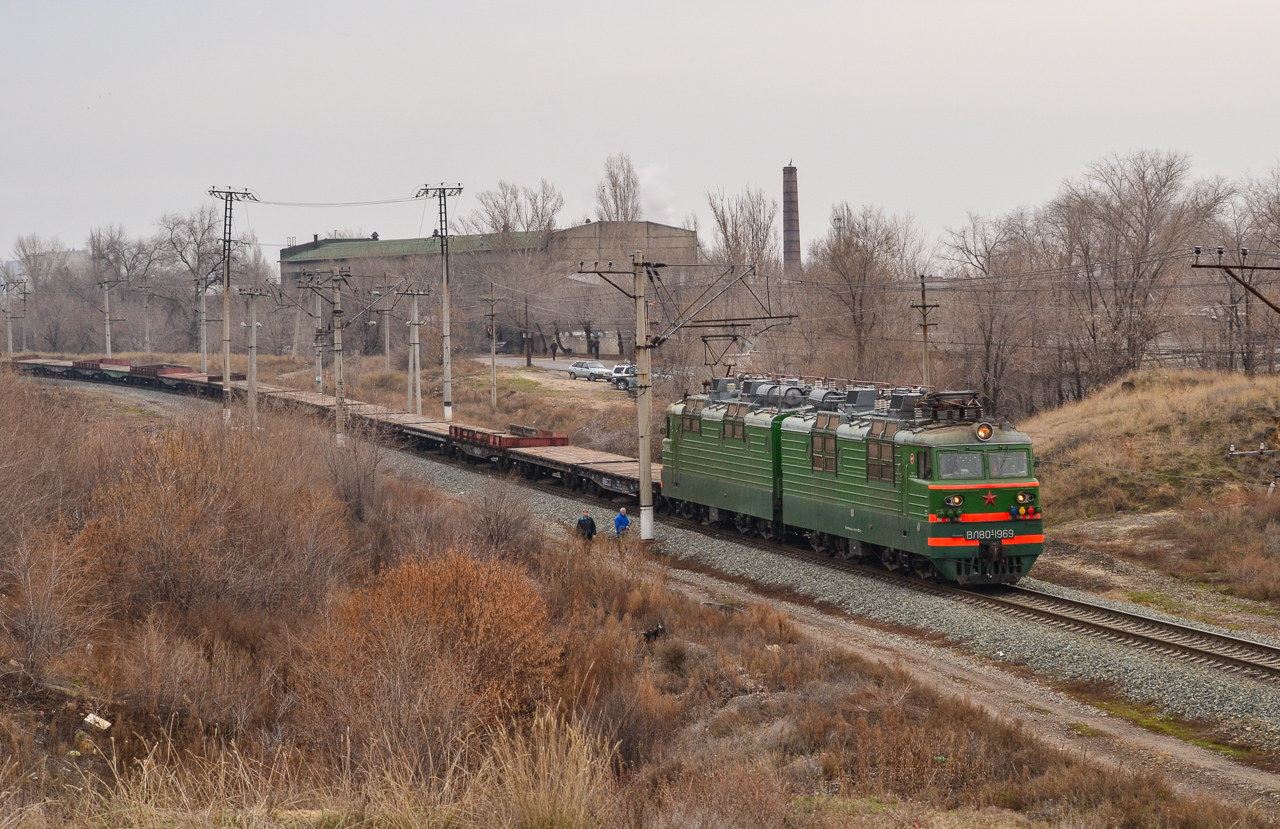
[1026,369,1280,602]
[0,366,1271,828]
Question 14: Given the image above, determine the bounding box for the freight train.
[661,377,1041,584]
[9,356,1040,584]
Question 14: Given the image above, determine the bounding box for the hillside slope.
[1023,370,1280,523]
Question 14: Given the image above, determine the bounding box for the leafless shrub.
[471,479,542,558]
[324,422,383,523]
[83,413,352,617]
[0,528,102,681]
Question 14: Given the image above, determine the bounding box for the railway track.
[657,519,1280,683]
[22,367,1280,685]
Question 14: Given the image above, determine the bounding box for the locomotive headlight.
[1016,492,1035,504]
[975,423,994,441]
[943,495,964,507]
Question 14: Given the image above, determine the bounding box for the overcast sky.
[4,0,1278,265]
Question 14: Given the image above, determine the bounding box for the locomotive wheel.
[677,500,697,521]
[809,532,830,556]
[732,512,755,535]
[879,547,902,571]
[756,520,778,541]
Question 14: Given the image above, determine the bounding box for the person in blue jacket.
[614,507,631,537]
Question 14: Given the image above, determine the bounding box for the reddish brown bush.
[298,552,558,768]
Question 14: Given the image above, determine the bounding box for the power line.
[254,197,420,207]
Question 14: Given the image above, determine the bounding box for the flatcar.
[661,378,1041,584]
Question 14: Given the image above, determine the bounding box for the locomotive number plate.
[964,528,1015,540]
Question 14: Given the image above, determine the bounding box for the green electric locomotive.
[661,378,1042,585]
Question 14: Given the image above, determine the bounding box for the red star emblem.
[982,490,997,506]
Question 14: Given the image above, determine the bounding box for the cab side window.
[917,451,932,480]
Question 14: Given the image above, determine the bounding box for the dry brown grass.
[0,366,1274,828]
[1136,490,1280,602]
[1024,369,1280,522]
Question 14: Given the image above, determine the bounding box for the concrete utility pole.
[4,283,12,359]
[525,297,532,367]
[332,271,345,443]
[314,288,324,394]
[487,283,498,411]
[576,252,793,542]
[100,278,116,358]
[19,284,29,353]
[208,187,258,422]
[242,288,269,433]
[415,184,463,420]
[141,285,152,358]
[372,285,392,372]
[632,252,655,540]
[400,286,429,415]
[199,283,209,373]
[910,275,939,388]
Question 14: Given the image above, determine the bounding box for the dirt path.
[461,354,627,408]
[662,566,1280,818]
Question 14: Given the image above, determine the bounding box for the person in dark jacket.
[614,507,631,537]
[577,509,596,540]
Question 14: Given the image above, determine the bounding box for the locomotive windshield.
[937,451,983,479]
[989,450,1030,477]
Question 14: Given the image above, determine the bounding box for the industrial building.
[278,220,700,358]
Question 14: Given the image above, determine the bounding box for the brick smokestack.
[782,164,800,275]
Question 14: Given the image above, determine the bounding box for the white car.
[611,364,636,389]
[567,360,611,381]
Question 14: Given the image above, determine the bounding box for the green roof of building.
[280,232,543,264]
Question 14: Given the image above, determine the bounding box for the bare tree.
[156,206,223,352]
[804,203,925,376]
[11,234,69,292]
[460,179,565,238]
[1045,150,1230,380]
[594,153,642,222]
[942,211,1037,413]
[705,186,779,269]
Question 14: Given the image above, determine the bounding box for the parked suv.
[567,360,611,381]
[611,363,635,389]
